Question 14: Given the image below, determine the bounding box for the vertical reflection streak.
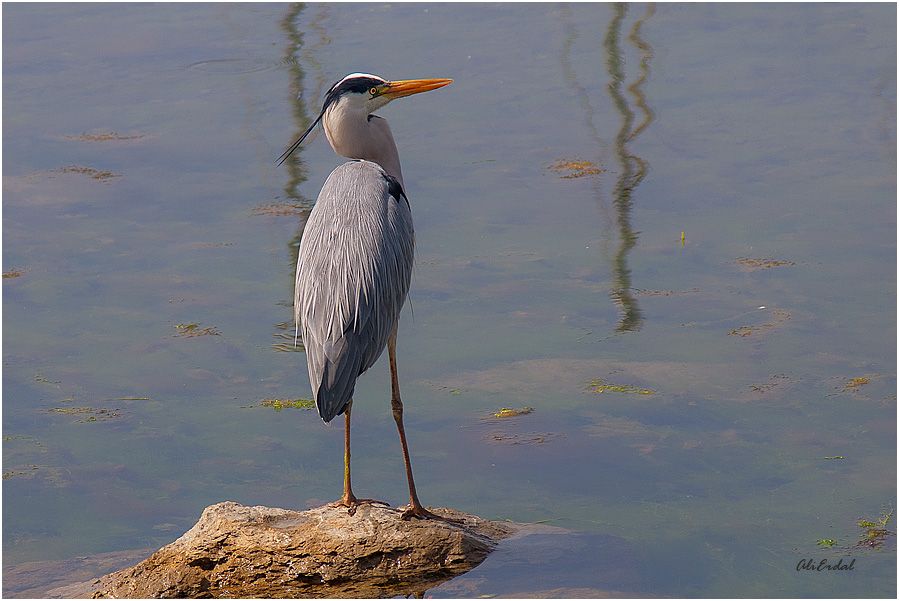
[559,4,615,259]
[274,5,332,353]
[272,3,312,353]
[280,3,332,263]
[627,4,656,142]
[559,4,607,152]
[604,2,654,333]
[281,3,312,211]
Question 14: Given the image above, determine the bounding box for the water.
[3,3,895,597]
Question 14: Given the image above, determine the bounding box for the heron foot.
[332,496,390,516]
[399,504,463,524]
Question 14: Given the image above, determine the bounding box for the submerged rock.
[82,501,515,598]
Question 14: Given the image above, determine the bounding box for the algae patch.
[261,398,315,411]
[3,465,40,480]
[492,407,534,418]
[842,376,870,391]
[252,201,308,217]
[64,131,146,142]
[56,165,121,181]
[424,381,465,396]
[728,309,791,337]
[856,508,893,549]
[47,407,94,415]
[45,406,121,423]
[2,464,68,487]
[3,434,46,452]
[632,287,699,297]
[189,241,234,249]
[589,379,655,395]
[487,432,561,445]
[748,374,791,394]
[34,372,61,385]
[733,257,795,271]
[548,159,604,179]
[174,323,221,337]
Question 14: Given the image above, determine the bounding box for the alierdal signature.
[796,558,856,572]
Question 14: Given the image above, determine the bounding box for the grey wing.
[295,161,414,422]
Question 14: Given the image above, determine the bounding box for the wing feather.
[295,160,414,422]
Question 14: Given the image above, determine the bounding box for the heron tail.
[312,336,363,422]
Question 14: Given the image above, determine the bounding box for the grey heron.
[277,73,452,519]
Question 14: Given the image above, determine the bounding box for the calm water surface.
[3,3,896,597]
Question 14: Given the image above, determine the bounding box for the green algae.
[856,508,893,548]
[589,379,655,395]
[492,407,534,418]
[843,377,870,391]
[174,323,221,337]
[733,257,795,271]
[261,398,315,411]
[45,406,121,423]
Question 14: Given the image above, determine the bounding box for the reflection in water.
[274,3,312,352]
[280,3,312,213]
[301,4,333,102]
[559,3,654,335]
[273,5,333,352]
[278,3,334,267]
[559,5,607,154]
[558,4,616,280]
[604,3,655,332]
[625,5,656,141]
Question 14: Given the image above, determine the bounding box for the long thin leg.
[342,401,356,504]
[388,329,441,520]
[332,400,388,515]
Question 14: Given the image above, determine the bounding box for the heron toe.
[332,496,390,516]
[399,504,461,523]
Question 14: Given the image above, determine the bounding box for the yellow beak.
[382,78,453,99]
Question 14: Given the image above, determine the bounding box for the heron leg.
[388,330,445,521]
[332,401,389,515]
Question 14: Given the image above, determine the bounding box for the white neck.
[323,101,404,187]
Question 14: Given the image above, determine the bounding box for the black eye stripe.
[323,76,385,111]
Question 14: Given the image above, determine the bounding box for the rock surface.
[82,501,516,598]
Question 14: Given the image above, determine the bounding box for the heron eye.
[369,87,378,96]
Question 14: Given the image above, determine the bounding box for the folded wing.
[295,160,414,422]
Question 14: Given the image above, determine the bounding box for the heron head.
[323,73,454,115]
[277,73,452,166]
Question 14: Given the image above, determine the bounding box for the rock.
[84,501,516,598]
